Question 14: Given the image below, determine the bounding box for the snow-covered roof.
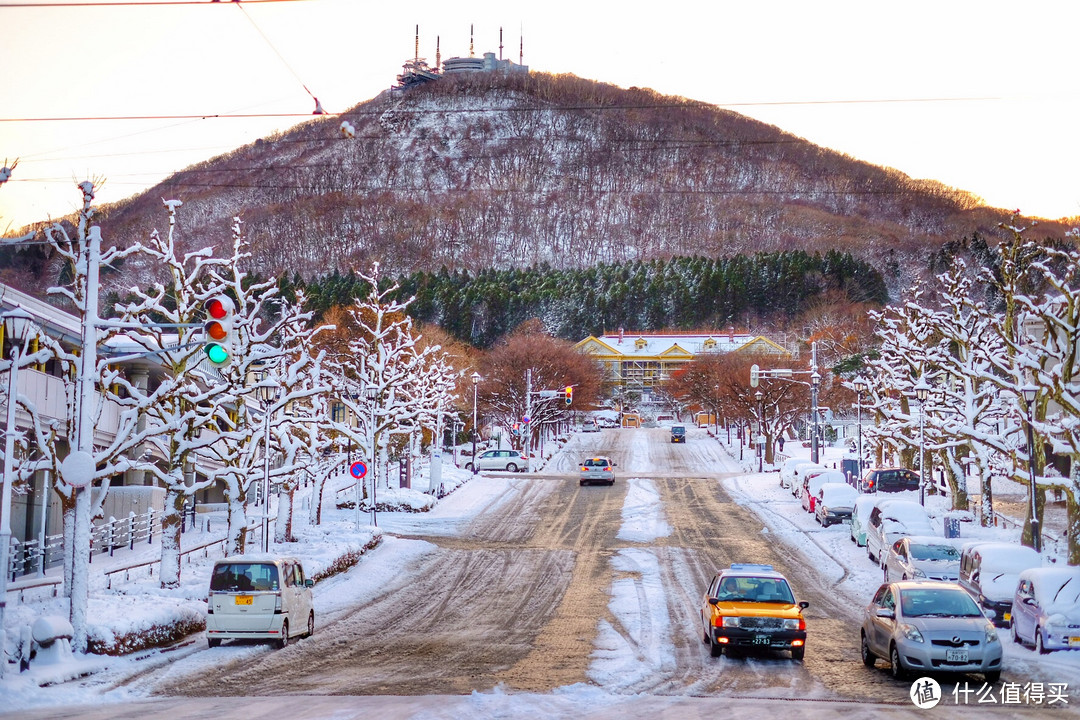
[819,483,859,504]
[577,332,789,358]
[1020,567,1080,616]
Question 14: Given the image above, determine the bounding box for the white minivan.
[206,556,314,648]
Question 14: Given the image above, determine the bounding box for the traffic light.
[565,386,573,406]
[203,295,234,367]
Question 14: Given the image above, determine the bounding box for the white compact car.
[206,556,315,648]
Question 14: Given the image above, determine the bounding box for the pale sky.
[2,0,1078,232]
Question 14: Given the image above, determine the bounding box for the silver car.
[1011,567,1080,653]
[465,449,527,472]
[860,580,1002,683]
[883,536,962,583]
[579,457,616,486]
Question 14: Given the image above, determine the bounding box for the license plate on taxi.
[946,648,968,663]
[753,635,771,645]
[235,595,253,606]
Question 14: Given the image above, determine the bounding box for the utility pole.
[525,368,532,474]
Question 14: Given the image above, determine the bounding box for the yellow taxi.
[700,563,808,659]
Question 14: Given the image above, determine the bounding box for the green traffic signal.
[206,343,229,365]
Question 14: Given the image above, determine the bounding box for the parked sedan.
[882,536,962,583]
[815,483,860,527]
[464,449,528,472]
[860,580,1002,683]
[1011,567,1080,653]
[580,457,616,486]
[865,500,933,566]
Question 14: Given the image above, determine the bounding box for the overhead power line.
[0,0,313,7]
[0,96,1000,123]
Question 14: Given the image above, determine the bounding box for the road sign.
[350,461,368,479]
[522,415,530,424]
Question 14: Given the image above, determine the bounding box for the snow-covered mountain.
[64,72,1062,288]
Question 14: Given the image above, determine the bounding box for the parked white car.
[789,462,827,497]
[882,536,962,583]
[206,556,314,648]
[865,500,933,566]
[465,449,528,472]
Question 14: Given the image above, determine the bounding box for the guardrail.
[102,524,259,589]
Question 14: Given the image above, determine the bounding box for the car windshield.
[584,459,608,467]
[899,587,981,618]
[210,562,280,592]
[910,543,960,561]
[717,576,795,604]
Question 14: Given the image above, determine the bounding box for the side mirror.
[305,578,314,588]
[799,601,810,610]
[708,597,719,606]
[611,462,617,467]
[875,607,895,619]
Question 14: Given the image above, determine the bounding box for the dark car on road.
[670,425,686,443]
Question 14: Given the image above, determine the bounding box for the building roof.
[575,332,789,359]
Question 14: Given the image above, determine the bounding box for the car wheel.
[860,633,876,667]
[1036,628,1049,655]
[579,480,586,487]
[506,462,518,472]
[1011,622,1023,646]
[608,479,614,486]
[984,670,1000,684]
[889,644,907,680]
[207,637,221,648]
[464,462,473,471]
[710,639,723,657]
[277,620,289,649]
[306,611,315,638]
[791,646,805,661]
[868,545,876,563]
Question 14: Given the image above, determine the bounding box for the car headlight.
[985,624,998,643]
[1047,614,1068,629]
[900,624,925,643]
[782,618,801,630]
[722,617,741,628]
[912,568,926,578]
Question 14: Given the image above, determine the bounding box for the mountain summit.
[94,72,1036,285]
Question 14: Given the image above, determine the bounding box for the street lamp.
[914,378,931,506]
[471,372,481,476]
[364,382,378,527]
[1,308,36,677]
[810,370,821,464]
[1021,383,1041,553]
[853,378,868,480]
[255,375,278,553]
[754,390,764,472]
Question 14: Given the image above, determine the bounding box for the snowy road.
[5,427,1064,718]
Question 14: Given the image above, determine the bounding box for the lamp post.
[364,382,378,527]
[1021,384,1041,553]
[471,372,481,475]
[914,378,930,506]
[810,369,821,465]
[255,375,278,553]
[755,390,764,472]
[1,308,35,677]
[853,378,867,480]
